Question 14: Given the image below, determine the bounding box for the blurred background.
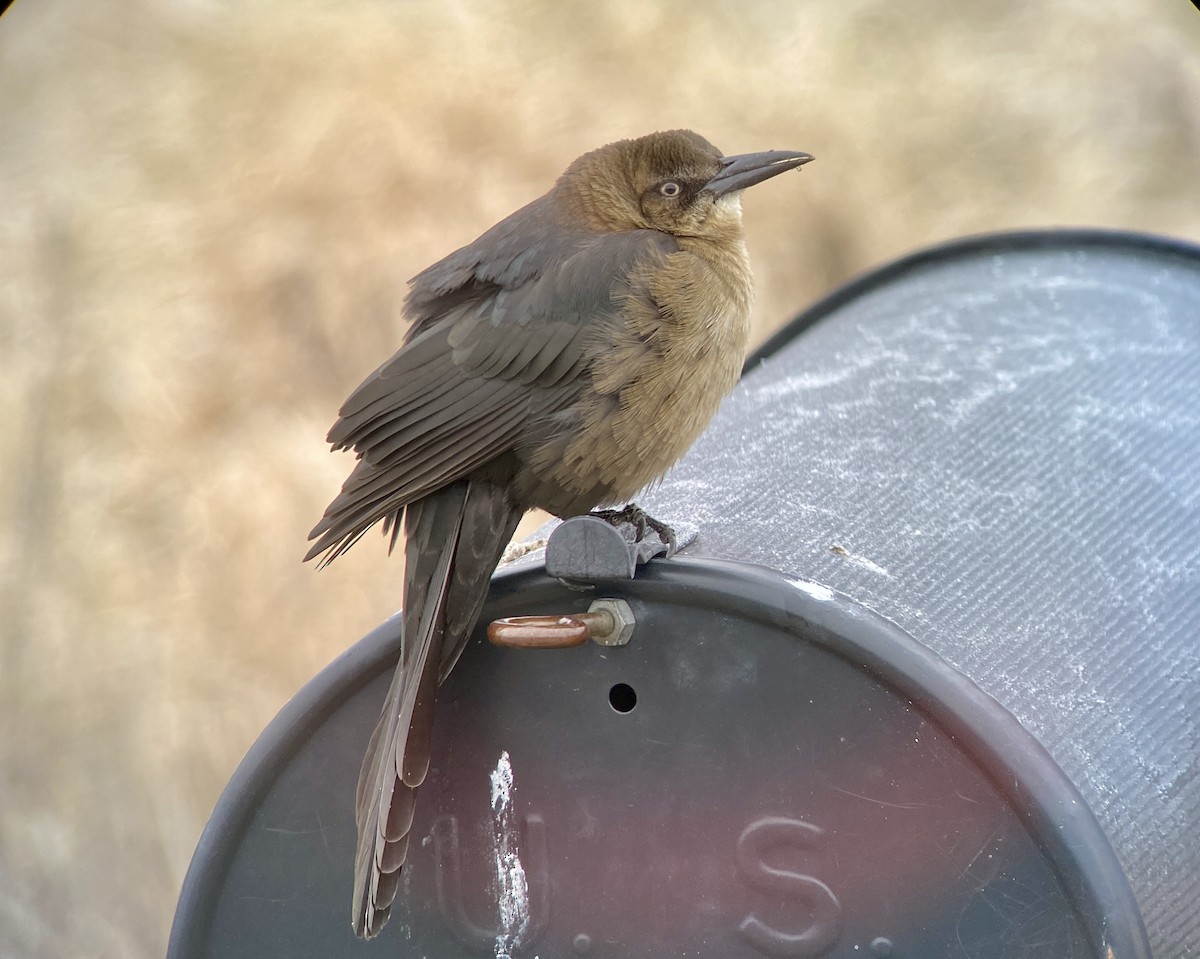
[1,0,1198,955]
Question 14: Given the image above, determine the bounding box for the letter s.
[736,816,842,958]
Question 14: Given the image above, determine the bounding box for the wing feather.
[307,224,678,565]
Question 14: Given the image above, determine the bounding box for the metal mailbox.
[170,229,1200,959]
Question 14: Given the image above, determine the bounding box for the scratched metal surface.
[642,230,1200,959]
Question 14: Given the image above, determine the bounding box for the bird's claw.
[591,504,678,558]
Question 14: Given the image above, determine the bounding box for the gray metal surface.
[642,231,1200,958]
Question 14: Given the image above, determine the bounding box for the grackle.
[305,129,813,938]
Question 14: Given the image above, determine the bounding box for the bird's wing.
[305,227,677,564]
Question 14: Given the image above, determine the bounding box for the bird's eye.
[659,180,682,198]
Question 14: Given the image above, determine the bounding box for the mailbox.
[171,230,1200,958]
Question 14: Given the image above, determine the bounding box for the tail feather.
[350,476,523,939]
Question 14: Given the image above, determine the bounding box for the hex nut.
[587,598,635,646]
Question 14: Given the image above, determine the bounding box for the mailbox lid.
[168,558,1148,959]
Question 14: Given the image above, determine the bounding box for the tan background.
[1,0,1198,956]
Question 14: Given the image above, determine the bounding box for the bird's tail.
[351,475,523,939]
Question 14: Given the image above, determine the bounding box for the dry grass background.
[1,0,1198,956]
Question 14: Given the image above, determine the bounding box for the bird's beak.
[704,150,814,197]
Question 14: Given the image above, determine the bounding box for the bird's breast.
[522,241,754,513]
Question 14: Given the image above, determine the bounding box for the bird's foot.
[591,504,678,557]
[545,508,694,582]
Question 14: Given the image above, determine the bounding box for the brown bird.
[305,129,812,938]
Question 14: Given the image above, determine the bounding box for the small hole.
[608,682,637,713]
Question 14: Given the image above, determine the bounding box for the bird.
[304,129,813,939]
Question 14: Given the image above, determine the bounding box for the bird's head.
[555,129,812,239]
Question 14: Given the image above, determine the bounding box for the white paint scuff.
[789,578,834,601]
[490,750,530,959]
[829,545,892,578]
